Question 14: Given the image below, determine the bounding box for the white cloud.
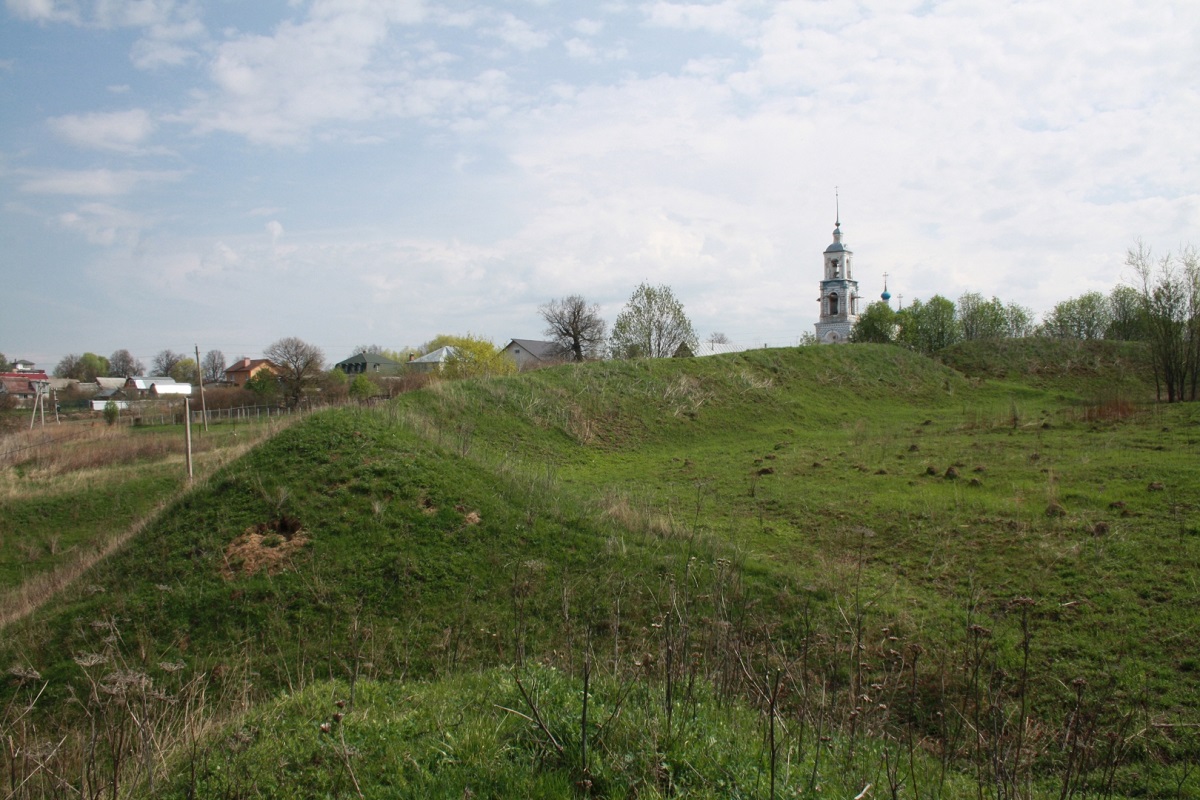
[177,1,435,144]
[644,1,758,37]
[6,0,193,28]
[47,109,156,152]
[21,168,184,195]
[5,0,82,24]
[572,18,603,36]
[57,202,144,245]
[130,18,207,68]
[483,13,550,52]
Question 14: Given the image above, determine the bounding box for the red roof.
[225,359,275,374]
[1,376,35,395]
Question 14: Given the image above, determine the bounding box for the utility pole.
[29,380,48,430]
[195,344,209,432]
[184,397,194,481]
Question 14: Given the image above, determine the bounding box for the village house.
[224,358,279,387]
[335,352,403,375]
[500,339,565,370]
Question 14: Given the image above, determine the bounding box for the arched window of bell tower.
[829,292,839,316]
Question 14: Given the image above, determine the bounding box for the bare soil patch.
[222,515,308,579]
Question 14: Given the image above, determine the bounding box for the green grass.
[158,665,979,799]
[0,419,288,626]
[3,341,1199,798]
[0,470,178,588]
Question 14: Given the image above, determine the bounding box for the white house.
[408,346,457,373]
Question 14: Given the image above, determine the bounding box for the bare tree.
[108,349,144,377]
[1130,241,1200,402]
[201,350,227,383]
[540,295,607,362]
[264,337,325,407]
[708,332,730,344]
[152,349,186,377]
[54,353,82,379]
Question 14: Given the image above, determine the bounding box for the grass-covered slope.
[157,666,977,799]
[939,336,1156,399]
[3,344,1198,798]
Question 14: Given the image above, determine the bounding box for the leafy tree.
[897,296,960,355]
[609,283,697,359]
[957,293,1008,340]
[152,349,186,377]
[0,352,10,372]
[349,373,379,401]
[264,337,325,407]
[170,357,198,384]
[850,301,899,343]
[244,369,281,403]
[108,349,144,378]
[54,352,109,382]
[540,295,606,361]
[321,367,349,403]
[1004,302,1036,338]
[957,293,1035,340]
[201,350,226,383]
[103,400,120,426]
[1106,285,1149,341]
[1041,291,1111,340]
[420,334,516,379]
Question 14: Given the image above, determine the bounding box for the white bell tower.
[814,192,860,344]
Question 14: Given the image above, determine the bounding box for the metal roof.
[410,346,457,364]
[503,339,565,360]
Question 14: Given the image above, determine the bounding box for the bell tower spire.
[813,190,860,344]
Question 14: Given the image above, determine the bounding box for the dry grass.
[599,491,680,539]
[221,517,310,580]
[0,423,225,478]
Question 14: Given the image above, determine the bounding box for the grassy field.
[2,341,1197,798]
[0,417,292,627]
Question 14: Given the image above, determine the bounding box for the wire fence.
[0,402,320,465]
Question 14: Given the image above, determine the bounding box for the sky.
[2,0,1198,372]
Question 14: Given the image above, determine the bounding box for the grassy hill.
[939,336,1156,400]
[3,342,1198,798]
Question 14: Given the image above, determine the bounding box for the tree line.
[16,242,1198,409]
[40,349,229,385]
[850,242,1199,402]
